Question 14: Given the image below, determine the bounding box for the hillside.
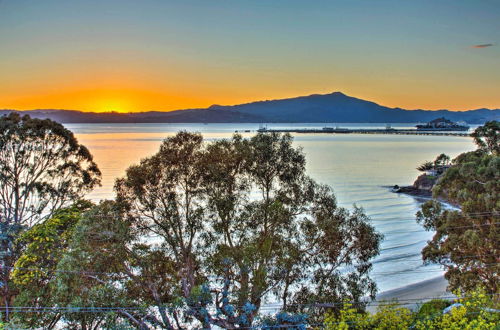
[1,92,499,123]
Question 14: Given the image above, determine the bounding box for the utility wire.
[42,221,500,239]
[4,294,499,313]
[3,261,499,278]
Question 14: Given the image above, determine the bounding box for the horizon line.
[1,91,498,114]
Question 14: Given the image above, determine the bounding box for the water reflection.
[68,123,475,291]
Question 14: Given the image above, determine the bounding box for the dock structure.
[251,128,471,137]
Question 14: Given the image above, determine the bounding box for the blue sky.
[0,0,498,111]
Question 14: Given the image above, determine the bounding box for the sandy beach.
[368,276,453,312]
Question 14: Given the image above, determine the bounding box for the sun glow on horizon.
[1,1,499,112]
[92,99,133,113]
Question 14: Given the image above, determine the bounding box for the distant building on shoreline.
[416,117,469,131]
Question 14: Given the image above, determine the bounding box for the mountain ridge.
[1,92,499,124]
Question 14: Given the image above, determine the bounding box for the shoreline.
[392,185,432,198]
[368,275,452,312]
[389,185,461,209]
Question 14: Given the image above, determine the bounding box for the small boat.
[416,118,469,131]
[257,124,268,132]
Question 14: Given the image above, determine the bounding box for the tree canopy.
[471,120,499,155]
[416,121,500,294]
[5,131,382,329]
[416,153,450,173]
[0,113,101,227]
[10,201,93,328]
[324,288,499,329]
[111,131,382,328]
[0,113,101,322]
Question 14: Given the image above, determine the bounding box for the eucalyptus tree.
[0,113,101,226]
[0,113,101,321]
[54,201,156,330]
[10,202,92,328]
[471,120,499,155]
[417,122,499,293]
[11,200,180,330]
[116,131,382,328]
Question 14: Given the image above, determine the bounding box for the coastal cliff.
[393,154,451,197]
[394,174,437,197]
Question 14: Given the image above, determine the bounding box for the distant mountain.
[1,92,499,124]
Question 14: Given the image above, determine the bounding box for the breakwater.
[248,128,470,137]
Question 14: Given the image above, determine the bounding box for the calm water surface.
[67,123,475,292]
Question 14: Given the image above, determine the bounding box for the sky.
[0,0,499,112]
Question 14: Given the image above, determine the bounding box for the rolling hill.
[1,92,498,124]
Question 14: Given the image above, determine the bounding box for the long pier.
[249,128,470,137]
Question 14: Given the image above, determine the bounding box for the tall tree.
[54,200,153,330]
[471,120,499,155]
[10,201,92,328]
[52,200,200,329]
[0,113,101,226]
[116,131,382,328]
[417,124,499,293]
[0,113,101,321]
[12,200,180,329]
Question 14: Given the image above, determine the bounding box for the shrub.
[323,289,499,329]
[324,302,413,329]
[416,299,451,319]
[414,289,499,329]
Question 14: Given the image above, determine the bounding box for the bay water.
[68,123,475,292]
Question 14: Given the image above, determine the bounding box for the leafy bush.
[324,302,413,329]
[416,299,451,319]
[323,289,499,329]
[414,289,499,329]
[259,312,308,329]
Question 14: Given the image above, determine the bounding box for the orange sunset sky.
[1,1,499,113]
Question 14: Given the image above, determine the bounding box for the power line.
[42,221,500,239]
[4,294,499,313]
[3,261,499,279]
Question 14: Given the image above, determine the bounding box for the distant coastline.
[2,92,499,124]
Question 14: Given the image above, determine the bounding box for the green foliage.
[3,130,381,328]
[10,202,92,328]
[434,153,451,167]
[471,120,500,155]
[324,302,413,329]
[0,113,101,226]
[0,319,27,330]
[416,161,434,172]
[414,289,499,329]
[53,200,153,329]
[0,113,100,322]
[324,289,499,329]
[115,131,382,328]
[13,201,92,286]
[416,150,499,293]
[416,299,451,319]
[10,200,168,329]
[416,154,450,174]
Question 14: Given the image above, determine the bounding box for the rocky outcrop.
[393,174,437,197]
[413,174,437,191]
